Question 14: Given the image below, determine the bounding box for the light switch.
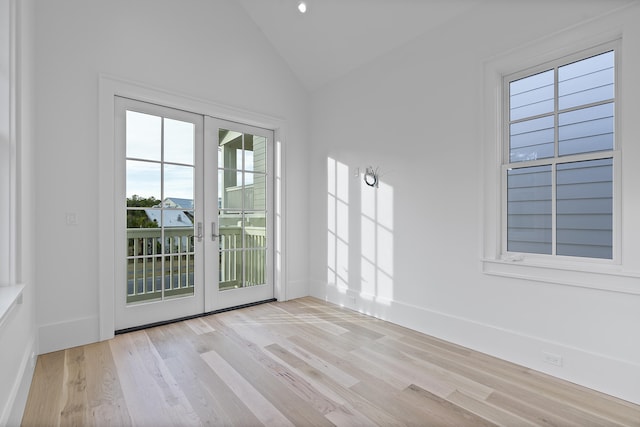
[65,212,78,226]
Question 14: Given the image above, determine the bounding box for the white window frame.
[481,17,640,295]
[501,42,620,264]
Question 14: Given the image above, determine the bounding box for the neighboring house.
[161,197,194,210]
[145,197,194,228]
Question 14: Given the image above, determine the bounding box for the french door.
[205,117,275,311]
[115,98,274,330]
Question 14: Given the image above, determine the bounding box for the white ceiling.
[236,0,479,91]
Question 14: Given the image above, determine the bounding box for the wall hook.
[364,166,379,188]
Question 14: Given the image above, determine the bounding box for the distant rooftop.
[145,209,193,228]
[162,197,194,209]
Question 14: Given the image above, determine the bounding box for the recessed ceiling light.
[297,1,307,14]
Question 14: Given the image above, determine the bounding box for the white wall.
[309,1,640,404]
[1,0,38,424]
[34,0,309,353]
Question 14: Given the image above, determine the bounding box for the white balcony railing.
[126,225,266,303]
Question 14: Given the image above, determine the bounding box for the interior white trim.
[38,315,100,354]
[0,283,24,332]
[98,75,288,341]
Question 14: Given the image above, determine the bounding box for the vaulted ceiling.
[236,0,638,92]
[236,0,479,91]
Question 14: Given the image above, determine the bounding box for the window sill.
[482,258,640,295]
[0,284,25,331]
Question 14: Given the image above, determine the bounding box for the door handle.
[197,222,203,242]
[211,222,219,241]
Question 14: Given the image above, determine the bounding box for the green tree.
[127,195,160,228]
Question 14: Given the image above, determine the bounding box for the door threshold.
[114,298,277,335]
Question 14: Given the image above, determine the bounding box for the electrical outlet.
[30,352,36,369]
[543,352,563,367]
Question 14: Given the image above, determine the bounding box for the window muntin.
[505,49,615,260]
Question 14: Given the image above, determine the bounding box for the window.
[504,47,616,260]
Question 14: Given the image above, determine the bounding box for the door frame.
[98,75,288,341]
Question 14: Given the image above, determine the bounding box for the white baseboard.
[38,315,100,354]
[1,336,36,427]
[311,283,640,405]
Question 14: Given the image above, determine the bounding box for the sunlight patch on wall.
[360,177,394,304]
[327,157,350,293]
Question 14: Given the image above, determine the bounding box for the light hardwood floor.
[22,297,640,426]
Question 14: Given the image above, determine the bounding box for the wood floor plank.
[59,347,89,426]
[287,333,408,390]
[447,390,539,427]
[22,350,66,427]
[184,317,216,335]
[486,391,581,427]
[82,341,132,426]
[22,297,640,426]
[349,379,433,426]
[202,319,336,426]
[145,323,264,426]
[351,342,487,401]
[400,384,497,427]
[201,349,295,427]
[108,331,200,426]
[387,334,625,426]
[263,342,401,426]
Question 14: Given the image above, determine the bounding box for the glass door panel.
[116,97,204,331]
[205,117,273,310]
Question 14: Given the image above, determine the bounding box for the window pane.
[245,250,266,286]
[219,129,242,169]
[559,51,614,110]
[510,116,554,162]
[219,169,243,210]
[559,103,613,156]
[164,164,194,201]
[162,209,193,231]
[557,159,612,259]
[245,134,267,173]
[127,208,161,231]
[126,257,163,303]
[164,118,194,165]
[510,69,554,121]
[163,254,195,298]
[245,212,266,249]
[507,165,552,254]
[126,111,161,161]
[219,212,243,250]
[219,250,242,290]
[246,172,266,210]
[126,160,161,200]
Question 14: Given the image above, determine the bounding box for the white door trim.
[98,75,288,341]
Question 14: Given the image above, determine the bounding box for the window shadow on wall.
[327,157,394,307]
